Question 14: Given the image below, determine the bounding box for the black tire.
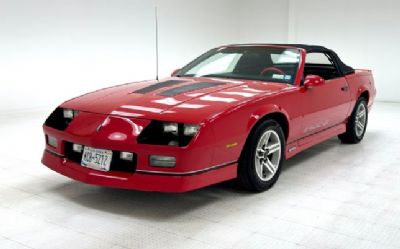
[238,119,285,192]
[338,97,368,144]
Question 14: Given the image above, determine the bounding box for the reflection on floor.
[0,102,399,249]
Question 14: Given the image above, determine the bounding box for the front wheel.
[338,97,368,144]
[238,120,285,192]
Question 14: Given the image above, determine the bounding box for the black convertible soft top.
[233,43,355,76]
[271,44,355,76]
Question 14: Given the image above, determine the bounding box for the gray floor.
[0,102,399,249]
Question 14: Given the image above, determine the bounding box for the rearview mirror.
[171,68,181,77]
[304,75,325,88]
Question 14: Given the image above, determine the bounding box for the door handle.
[341,86,349,92]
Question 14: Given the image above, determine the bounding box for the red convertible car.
[42,44,376,192]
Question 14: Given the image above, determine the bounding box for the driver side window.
[304,52,341,80]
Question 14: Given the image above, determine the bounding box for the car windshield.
[178,46,301,84]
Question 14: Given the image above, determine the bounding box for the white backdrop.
[0,0,289,114]
[0,0,398,115]
[288,0,400,103]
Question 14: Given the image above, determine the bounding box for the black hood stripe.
[158,82,225,97]
[133,80,186,94]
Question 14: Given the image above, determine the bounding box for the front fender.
[247,104,290,133]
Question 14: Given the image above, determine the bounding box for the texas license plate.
[81,146,113,171]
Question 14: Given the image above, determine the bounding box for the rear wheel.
[238,120,285,192]
[338,97,368,144]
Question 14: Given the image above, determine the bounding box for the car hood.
[62,77,291,123]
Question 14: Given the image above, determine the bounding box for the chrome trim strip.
[136,160,237,176]
[46,149,65,158]
[89,172,128,180]
[46,147,237,177]
[291,122,344,144]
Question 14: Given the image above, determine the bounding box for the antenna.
[155,6,159,81]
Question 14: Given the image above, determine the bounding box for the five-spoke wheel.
[255,130,281,181]
[238,96,369,192]
[339,97,368,144]
[355,103,367,138]
[238,119,285,192]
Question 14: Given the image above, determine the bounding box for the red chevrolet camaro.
[42,44,376,192]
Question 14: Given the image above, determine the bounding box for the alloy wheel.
[355,103,367,138]
[254,130,281,181]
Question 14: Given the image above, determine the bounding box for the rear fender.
[356,85,371,103]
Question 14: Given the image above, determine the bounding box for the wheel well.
[239,112,289,162]
[360,91,369,103]
[251,112,289,141]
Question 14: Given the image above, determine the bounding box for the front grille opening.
[64,142,137,173]
[45,108,71,131]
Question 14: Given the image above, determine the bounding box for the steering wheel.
[260,67,285,76]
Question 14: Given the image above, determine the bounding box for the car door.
[299,52,351,139]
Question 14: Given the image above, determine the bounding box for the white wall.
[0,0,291,114]
[1,0,398,115]
[234,0,289,44]
[0,0,156,114]
[157,0,290,78]
[288,0,400,102]
[155,0,239,78]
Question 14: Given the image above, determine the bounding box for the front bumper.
[41,112,237,192]
[42,149,237,192]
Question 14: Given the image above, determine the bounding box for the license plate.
[81,146,113,171]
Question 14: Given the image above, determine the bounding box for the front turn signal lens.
[47,135,58,148]
[149,155,176,167]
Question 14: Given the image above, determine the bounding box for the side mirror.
[171,68,181,77]
[304,75,325,89]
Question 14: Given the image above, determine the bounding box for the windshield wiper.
[201,74,274,83]
[179,74,265,82]
[201,74,236,79]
